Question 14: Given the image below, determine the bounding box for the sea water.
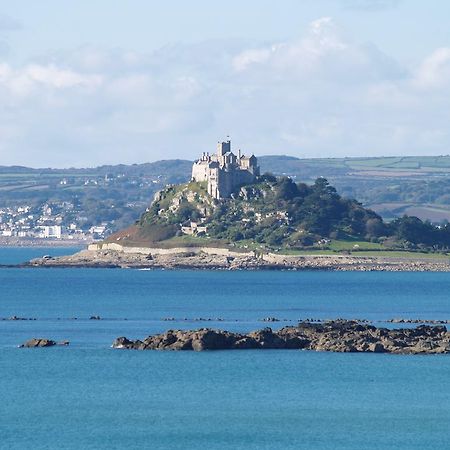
[1,247,450,449]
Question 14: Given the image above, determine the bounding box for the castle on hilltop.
[191,140,260,199]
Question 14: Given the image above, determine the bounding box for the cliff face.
[105,177,384,250]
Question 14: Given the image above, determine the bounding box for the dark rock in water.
[388,318,450,324]
[112,320,450,354]
[112,336,136,349]
[89,315,101,320]
[5,316,36,321]
[19,338,57,348]
[19,338,70,348]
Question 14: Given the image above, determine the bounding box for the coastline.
[19,246,450,271]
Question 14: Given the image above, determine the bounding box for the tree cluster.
[140,175,450,250]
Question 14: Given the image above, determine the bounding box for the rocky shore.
[112,320,450,354]
[21,248,450,271]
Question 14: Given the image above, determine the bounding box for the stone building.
[191,140,260,199]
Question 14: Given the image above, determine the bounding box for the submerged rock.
[112,320,450,354]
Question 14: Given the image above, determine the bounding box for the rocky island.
[22,140,450,271]
[112,320,450,354]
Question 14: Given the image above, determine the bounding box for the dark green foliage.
[259,172,277,183]
[275,177,299,201]
[137,175,450,250]
[176,201,200,222]
[139,177,390,248]
[388,216,444,247]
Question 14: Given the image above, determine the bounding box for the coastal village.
[0,201,109,243]
[0,171,166,244]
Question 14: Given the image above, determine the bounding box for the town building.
[191,140,260,199]
[42,225,62,239]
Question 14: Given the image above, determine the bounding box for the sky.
[1,0,450,167]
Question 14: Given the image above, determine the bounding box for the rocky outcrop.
[112,320,450,354]
[19,338,69,348]
[24,248,450,272]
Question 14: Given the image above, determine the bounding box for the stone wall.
[88,242,252,257]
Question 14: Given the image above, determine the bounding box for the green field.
[280,248,450,259]
[296,155,450,172]
[328,240,383,251]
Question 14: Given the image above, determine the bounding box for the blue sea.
[2,247,450,449]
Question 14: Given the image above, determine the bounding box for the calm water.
[1,247,450,449]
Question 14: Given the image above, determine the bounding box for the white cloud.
[24,64,103,89]
[232,17,347,75]
[0,63,103,97]
[0,18,450,167]
[413,48,450,89]
[232,17,402,84]
[233,47,274,72]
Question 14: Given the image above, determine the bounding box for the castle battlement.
[191,140,259,199]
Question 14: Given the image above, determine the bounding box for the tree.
[275,177,299,200]
[365,218,386,238]
[390,216,436,245]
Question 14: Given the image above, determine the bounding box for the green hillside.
[108,176,450,254]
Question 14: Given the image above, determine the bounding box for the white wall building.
[42,225,62,239]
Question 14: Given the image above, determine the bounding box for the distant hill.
[0,158,193,180]
[2,154,450,225]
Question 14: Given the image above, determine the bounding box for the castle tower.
[216,140,231,157]
[192,139,259,199]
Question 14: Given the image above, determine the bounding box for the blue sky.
[0,0,450,166]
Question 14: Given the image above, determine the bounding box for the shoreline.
[17,247,450,271]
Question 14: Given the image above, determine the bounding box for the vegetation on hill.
[111,175,450,253]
